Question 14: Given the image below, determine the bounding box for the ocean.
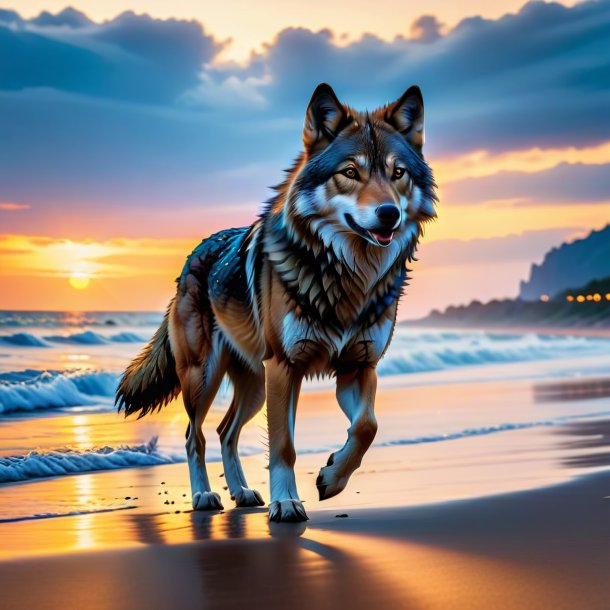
[2,310,610,520]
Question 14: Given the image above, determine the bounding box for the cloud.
[0,202,30,211]
[0,9,221,103]
[1,1,610,234]
[444,162,610,205]
[410,15,443,42]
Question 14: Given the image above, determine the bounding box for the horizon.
[1,0,609,317]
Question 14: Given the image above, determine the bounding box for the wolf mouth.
[344,213,394,247]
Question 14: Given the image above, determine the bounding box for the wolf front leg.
[265,357,308,522]
[317,365,378,500]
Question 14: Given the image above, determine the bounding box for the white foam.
[0,437,182,483]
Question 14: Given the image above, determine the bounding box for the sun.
[69,272,91,290]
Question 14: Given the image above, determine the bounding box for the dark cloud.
[410,15,443,42]
[1,1,610,231]
[445,163,610,205]
[30,7,92,27]
[0,10,220,103]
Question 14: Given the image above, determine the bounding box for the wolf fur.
[116,83,437,522]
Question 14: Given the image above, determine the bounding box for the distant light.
[606,293,610,301]
[586,295,593,301]
[593,293,602,302]
[577,295,585,303]
[540,294,550,302]
[566,295,574,302]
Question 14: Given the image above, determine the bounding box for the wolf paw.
[316,456,348,501]
[268,499,308,522]
[232,487,265,507]
[192,491,224,511]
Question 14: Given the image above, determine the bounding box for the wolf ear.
[303,83,348,155]
[386,86,425,153]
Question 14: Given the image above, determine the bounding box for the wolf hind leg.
[179,344,229,511]
[218,360,266,507]
[317,366,378,501]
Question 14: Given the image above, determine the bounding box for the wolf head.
[272,84,437,270]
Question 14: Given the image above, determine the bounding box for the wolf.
[116,83,437,522]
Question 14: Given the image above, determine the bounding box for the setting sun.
[69,272,91,290]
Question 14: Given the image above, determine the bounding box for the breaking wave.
[0,333,50,347]
[0,437,182,483]
[0,369,118,415]
[0,330,146,347]
[378,330,610,376]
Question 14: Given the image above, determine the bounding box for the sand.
[0,468,608,610]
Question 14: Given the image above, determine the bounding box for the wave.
[0,333,49,347]
[2,411,608,485]
[0,437,182,483]
[109,331,146,343]
[0,310,163,329]
[377,330,610,376]
[0,330,146,347]
[377,410,610,447]
[44,330,146,345]
[0,369,118,415]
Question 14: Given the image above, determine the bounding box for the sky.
[1,0,609,317]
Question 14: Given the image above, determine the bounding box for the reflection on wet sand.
[534,377,610,403]
[124,510,408,610]
[557,419,610,468]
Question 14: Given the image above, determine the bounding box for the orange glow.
[0,234,197,310]
[539,294,549,302]
[566,295,574,302]
[577,295,585,303]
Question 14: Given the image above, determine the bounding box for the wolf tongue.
[371,231,394,245]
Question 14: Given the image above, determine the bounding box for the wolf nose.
[375,204,401,227]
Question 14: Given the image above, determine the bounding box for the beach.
[1,314,609,608]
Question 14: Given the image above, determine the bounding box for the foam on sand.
[0,437,182,483]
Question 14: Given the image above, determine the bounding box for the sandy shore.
[1,355,609,609]
[1,468,608,610]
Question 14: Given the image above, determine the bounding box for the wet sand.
[0,468,608,610]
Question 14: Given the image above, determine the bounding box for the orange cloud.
[434,141,610,184]
[0,203,30,211]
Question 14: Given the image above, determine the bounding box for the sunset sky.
[1,0,609,317]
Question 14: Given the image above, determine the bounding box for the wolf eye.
[340,167,359,180]
[392,167,406,180]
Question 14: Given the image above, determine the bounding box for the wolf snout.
[375,203,401,227]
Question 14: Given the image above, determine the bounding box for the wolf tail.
[116,299,181,418]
